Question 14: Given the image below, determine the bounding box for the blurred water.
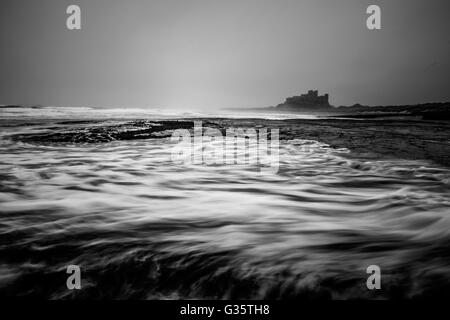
[0,116,450,299]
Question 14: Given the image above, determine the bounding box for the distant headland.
[232,89,450,120]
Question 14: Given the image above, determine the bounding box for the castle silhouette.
[276,90,331,110]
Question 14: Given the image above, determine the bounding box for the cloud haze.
[1,0,449,109]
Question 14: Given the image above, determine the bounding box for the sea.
[0,106,449,299]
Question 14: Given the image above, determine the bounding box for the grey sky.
[1,0,449,109]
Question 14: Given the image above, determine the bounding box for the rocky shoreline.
[6,117,450,167]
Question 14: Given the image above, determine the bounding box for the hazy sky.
[1,0,449,109]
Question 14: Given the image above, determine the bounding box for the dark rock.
[10,120,195,144]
